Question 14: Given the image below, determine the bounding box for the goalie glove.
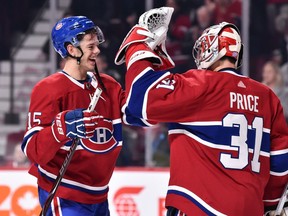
[51,109,101,143]
[115,7,175,70]
[115,25,162,69]
[138,6,174,50]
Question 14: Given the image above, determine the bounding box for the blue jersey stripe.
[271,153,288,173]
[128,68,169,118]
[113,122,122,142]
[168,190,217,216]
[167,186,226,216]
[124,106,151,126]
[169,123,270,153]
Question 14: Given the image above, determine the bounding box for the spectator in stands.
[196,5,214,31]
[262,61,284,91]
[262,60,288,120]
[271,49,284,66]
[165,0,192,72]
[274,5,288,64]
[280,60,288,87]
[189,5,214,45]
[212,0,242,27]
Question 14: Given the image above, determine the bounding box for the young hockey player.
[22,16,125,215]
[115,7,288,216]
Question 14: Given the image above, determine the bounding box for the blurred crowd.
[1,0,288,167]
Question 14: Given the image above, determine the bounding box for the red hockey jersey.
[21,71,124,204]
[125,61,288,215]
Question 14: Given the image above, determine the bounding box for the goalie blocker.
[115,7,175,70]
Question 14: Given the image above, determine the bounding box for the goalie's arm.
[124,58,207,123]
[116,6,206,122]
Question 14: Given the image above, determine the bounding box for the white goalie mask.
[192,22,243,69]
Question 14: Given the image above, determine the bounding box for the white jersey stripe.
[270,170,288,176]
[142,71,171,120]
[38,166,109,192]
[270,148,288,155]
[178,121,270,133]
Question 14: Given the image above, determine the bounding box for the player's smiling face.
[79,33,100,71]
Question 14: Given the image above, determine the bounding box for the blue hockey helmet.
[51,16,105,58]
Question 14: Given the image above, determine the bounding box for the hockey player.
[115,7,288,216]
[22,16,125,215]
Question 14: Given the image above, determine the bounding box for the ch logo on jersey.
[156,78,176,90]
[80,119,118,153]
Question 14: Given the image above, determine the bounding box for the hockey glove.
[51,109,101,143]
[115,25,162,69]
[138,6,174,50]
[138,6,175,70]
[115,7,175,70]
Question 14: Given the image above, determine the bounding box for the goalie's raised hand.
[115,7,175,70]
[51,109,102,143]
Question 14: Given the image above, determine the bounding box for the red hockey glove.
[115,7,175,70]
[51,109,101,143]
[124,41,175,71]
[115,25,162,69]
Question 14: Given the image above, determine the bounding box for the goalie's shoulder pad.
[115,25,154,65]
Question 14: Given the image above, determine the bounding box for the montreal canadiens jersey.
[21,71,124,204]
[124,61,288,215]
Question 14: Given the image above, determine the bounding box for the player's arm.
[116,76,156,127]
[263,94,288,215]
[125,60,209,123]
[21,84,100,165]
[115,7,207,123]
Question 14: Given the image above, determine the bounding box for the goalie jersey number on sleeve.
[156,78,176,90]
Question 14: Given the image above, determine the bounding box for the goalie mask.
[192,22,243,69]
[51,16,105,58]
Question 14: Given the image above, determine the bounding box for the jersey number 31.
[220,113,263,173]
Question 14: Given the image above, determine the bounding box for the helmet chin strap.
[68,47,84,65]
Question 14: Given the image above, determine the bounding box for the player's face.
[79,33,101,71]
